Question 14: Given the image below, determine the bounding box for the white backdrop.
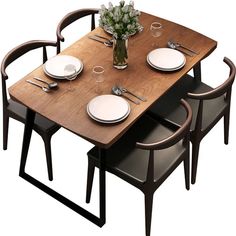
[0,1,236,236]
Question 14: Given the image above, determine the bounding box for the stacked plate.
[87,95,130,124]
[43,55,83,79]
[147,48,186,71]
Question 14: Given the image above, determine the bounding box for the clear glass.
[150,22,162,48]
[64,64,77,92]
[92,66,105,94]
[113,38,128,70]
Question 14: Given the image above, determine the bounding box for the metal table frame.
[19,108,106,227]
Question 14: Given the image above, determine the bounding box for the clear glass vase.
[113,38,128,70]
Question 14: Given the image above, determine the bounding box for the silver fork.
[94,34,113,43]
[170,40,199,55]
[118,86,147,102]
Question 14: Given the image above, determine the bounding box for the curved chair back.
[136,99,192,150]
[1,40,57,109]
[56,8,99,53]
[187,57,236,134]
[188,57,236,100]
[136,99,192,187]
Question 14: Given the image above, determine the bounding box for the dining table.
[8,11,217,228]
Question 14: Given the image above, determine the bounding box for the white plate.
[87,95,130,123]
[44,63,83,80]
[87,107,130,124]
[147,48,186,71]
[43,55,83,79]
[147,56,185,71]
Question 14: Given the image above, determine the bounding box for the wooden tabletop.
[9,12,217,148]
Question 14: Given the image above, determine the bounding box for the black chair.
[56,8,99,53]
[1,40,60,181]
[148,57,236,184]
[85,99,192,236]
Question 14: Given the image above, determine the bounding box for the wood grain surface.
[9,12,217,148]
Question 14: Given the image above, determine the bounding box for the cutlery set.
[88,34,113,47]
[89,34,198,57]
[26,77,147,105]
[27,36,196,102]
[112,85,147,105]
[167,40,198,56]
[26,77,58,92]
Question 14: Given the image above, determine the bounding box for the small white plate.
[44,63,83,80]
[87,107,130,124]
[147,56,185,71]
[147,48,186,71]
[43,55,83,79]
[87,95,130,123]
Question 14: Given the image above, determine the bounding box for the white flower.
[120,0,125,7]
[122,13,129,23]
[122,5,129,13]
[129,1,134,7]
[99,0,143,39]
[108,2,113,11]
[114,23,121,30]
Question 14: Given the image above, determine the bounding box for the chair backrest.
[136,99,192,183]
[56,8,99,53]
[136,99,192,150]
[187,57,236,100]
[187,57,236,132]
[1,40,57,109]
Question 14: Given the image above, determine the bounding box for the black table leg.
[19,108,35,175]
[19,108,106,227]
[193,62,201,81]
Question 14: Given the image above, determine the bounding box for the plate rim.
[147,55,186,71]
[87,94,130,123]
[147,48,186,71]
[43,55,83,79]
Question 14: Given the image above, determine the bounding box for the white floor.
[1,1,236,236]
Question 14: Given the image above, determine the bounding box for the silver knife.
[175,47,193,57]
[119,86,147,102]
[88,36,112,47]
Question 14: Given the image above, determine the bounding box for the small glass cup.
[150,22,163,48]
[92,66,105,94]
[64,64,77,92]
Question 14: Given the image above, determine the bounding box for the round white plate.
[147,48,186,71]
[147,56,185,71]
[87,95,130,123]
[87,107,130,124]
[43,55,83,79]
[44,63,83,80]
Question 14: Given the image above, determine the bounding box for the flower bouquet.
[99,1,143,69]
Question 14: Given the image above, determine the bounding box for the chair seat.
[88,115,186,184]
[149,75,227,132]
[8,99,60,133]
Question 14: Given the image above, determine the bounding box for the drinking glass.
[92,66,104,94]
[150,22,163,48]
[64,64,77,92]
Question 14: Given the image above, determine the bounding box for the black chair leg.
[43,135,53,181]
[224,109,230,145]
[191,141,200,184]
[144,193,153,236]
[183,153,190,190]
[86,158,96,203]
[3,114,9,150]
